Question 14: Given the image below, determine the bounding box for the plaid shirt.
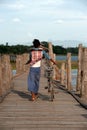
[30,49,43,66]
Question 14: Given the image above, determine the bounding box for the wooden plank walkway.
[0,61,87,130]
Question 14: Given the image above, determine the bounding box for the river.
[56,55,78,61]
[56,55,78,88]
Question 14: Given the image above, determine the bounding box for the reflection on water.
[72,69,77,87]
[12,70,16,75]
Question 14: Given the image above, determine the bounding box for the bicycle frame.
[45,66,55,101]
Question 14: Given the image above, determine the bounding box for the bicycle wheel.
[48,79,51,92]
[50,87,54,101]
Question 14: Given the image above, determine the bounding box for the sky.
[0,0,87,47]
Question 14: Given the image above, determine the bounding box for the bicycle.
[44,66,55,101]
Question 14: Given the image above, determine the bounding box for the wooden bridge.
[0,59,87,130]
[0,43,87,130]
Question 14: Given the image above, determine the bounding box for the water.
[71,69,77,87]
[56,55,78,88]
[56,55,78,61]
[12,70,16,75]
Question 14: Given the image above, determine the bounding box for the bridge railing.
[48,42,87,106]
[59,44,87,106]
[0,54,12,101]
[15,53,29,75]
[0,53,29,102]
[0,43,87,105]
[48,42,60,81]
[76,44,87,100]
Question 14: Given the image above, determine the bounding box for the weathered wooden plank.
[0,60,87,130]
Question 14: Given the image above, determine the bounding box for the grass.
[10,60,78,70]
[56,60,78,69]
[11,62,16,70]
[71,61,78,69]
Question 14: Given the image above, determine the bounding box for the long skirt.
[28,67,41,93]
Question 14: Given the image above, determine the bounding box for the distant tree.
[6,42,8,46]
[41,41,48,48]
[53,45,67,55]
[0,42,78,55]
[66,47,78,55]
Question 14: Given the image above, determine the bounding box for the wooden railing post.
[0,55,12,97]
[66,53,72,91]
[0,57,2,96]
[61,62,65,86]
[16,55,22,74]
[16,54,29,74]
[80,48,87,98]
[53,53,56,79]
[48,42,54,64]
[22,53,29,72]
[76,44,83,92]
[48,42,60,80]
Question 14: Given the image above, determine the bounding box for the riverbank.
[11,60,78,70]
[57,60,78,69]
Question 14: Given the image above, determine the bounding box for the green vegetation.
[0,42,78,55]
[56,60,78,69]
[11,62,16,70]
[0,44,32,54]
[71,61,78,69]
[0,42,78,70]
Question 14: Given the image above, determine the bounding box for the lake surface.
[12,70,16,75]
[56,55,78,88]
[71,69,77,87]
[56,55,78,61]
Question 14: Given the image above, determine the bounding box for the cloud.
[0,1,25,10]
[8,3,25,10]
[79,15,87,20]
[54,19,64,24]
[53,14,87,24]
[38,0,64,6]
[0,18,4,23]
[12,18,21,23]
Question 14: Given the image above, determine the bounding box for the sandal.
[31,92,36,101]
[31,97,35,101]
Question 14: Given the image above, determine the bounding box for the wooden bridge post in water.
[80,48,87,99]
[48,42,60,80]
[53,53,56,79]
[0,57,2,96]
[76,44,83,92]
[48,42,54,77]
[60,62,65,86]
[66,53,72,91]
[48,42,54,63]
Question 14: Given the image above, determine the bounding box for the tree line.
[0,42,78,55]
